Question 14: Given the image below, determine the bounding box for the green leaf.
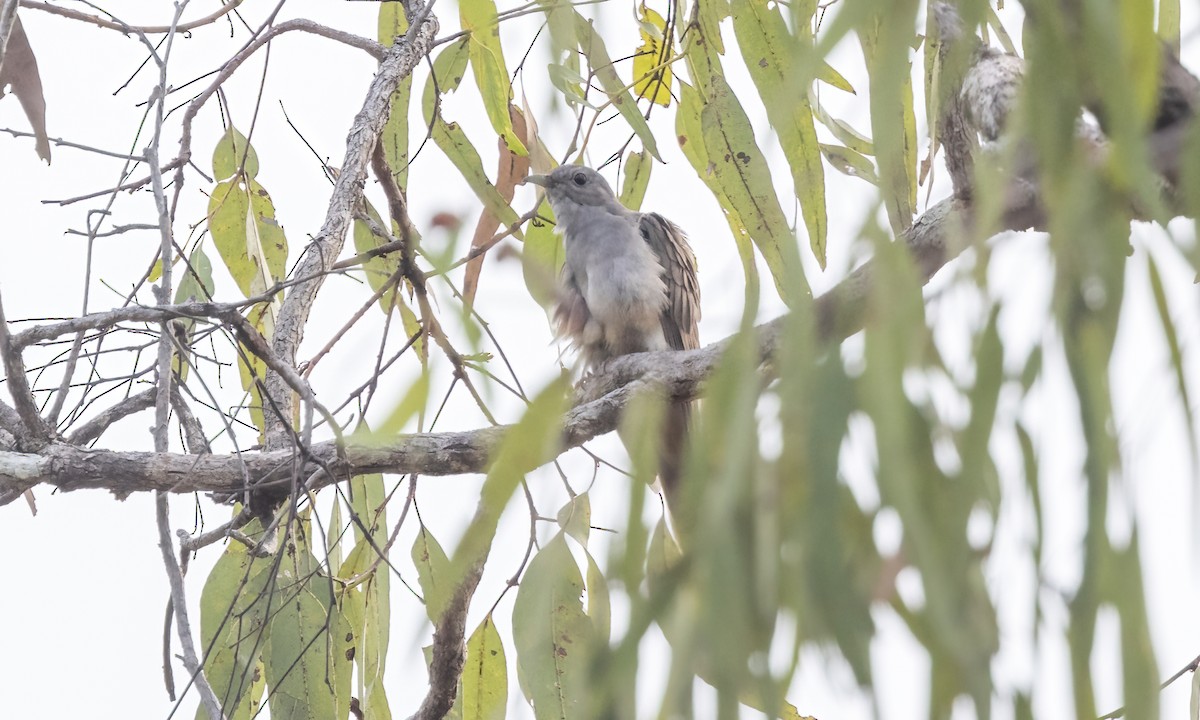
[814,100,874,155]
[462,615,508,720]
[207,179,288,299]
[171,245,215,380]
[379,4,412,191]
[731,0,830,270]
[584,550,610,643]
[198,519,273,720]
[412,526,453,624]
[576,13,662,161]
[698,0,728,55]
[819,143,878,184]
[676,80,761,298]
[521,199,564,309]
[235,304,271,438]
[959,307,1004,509]
[633,5,673,106]
[817,61,855,93]
[423,39,472,120]
[213,126,259,181]
[175,246,215,304]
[859,13,918,234]
[264,545,354,720]
[512,533,597,720]
[699,73,808,302]
[547,62,590,106]
[556,492,591,546]
[340,539,392,720]
[326,498,344,572]
[618,149,652,211]
[461,0,526,155]
[538,0,578,59]
[352,201,404,313]
[432,120,522,229]
[346,425,391,550]
[1111,539,1159,720]
[1146,253,1199,484]
[646,517,681,597]
[1159,0,1180,51]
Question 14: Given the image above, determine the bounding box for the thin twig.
[20,0,245,35]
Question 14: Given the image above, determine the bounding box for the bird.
[523,165,700,502]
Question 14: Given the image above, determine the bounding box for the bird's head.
[523,166,619,214]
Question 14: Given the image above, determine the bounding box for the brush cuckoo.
[523,165,700,499]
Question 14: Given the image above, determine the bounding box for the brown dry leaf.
[462,104,529,306]
[0,17,50,164]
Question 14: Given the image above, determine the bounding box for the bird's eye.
[572,172,587,186]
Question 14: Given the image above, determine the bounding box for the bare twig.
[142,5,225,717]
[20,0,245,35]
[0,128,146,161]
[66,387,157,445]
[178,510,253,554]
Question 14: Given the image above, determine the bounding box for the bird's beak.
[522,174,550,187]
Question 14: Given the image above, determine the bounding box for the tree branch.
[0,290,49,442]
[65,387,157,445]
[263,2,439,451]
[20,0,246,35]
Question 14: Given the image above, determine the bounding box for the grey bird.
[524,165,700,500]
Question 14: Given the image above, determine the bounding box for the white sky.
[1,2,1199,719]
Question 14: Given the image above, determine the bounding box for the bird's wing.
[554,264,592,345]
[639,212,700,351]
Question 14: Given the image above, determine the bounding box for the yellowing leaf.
[352,201,404,313]
[212,126,259,181]
[576,14,662,161]
[675,79,760,296]
[818,61,855,94]
[207,179,287,301]
[412,526,453,624]
[236,304,272,437]
[618,149,652,211]
[730,0,827,267]
[521,199,563,310]
[461,0,526,155]
[422,39,471,120]
[633,5,673,106]
[462,616,507,720]
[700,74,809,302]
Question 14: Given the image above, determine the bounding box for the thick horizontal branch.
[0,196,969,500]
[1,23,1195,504]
